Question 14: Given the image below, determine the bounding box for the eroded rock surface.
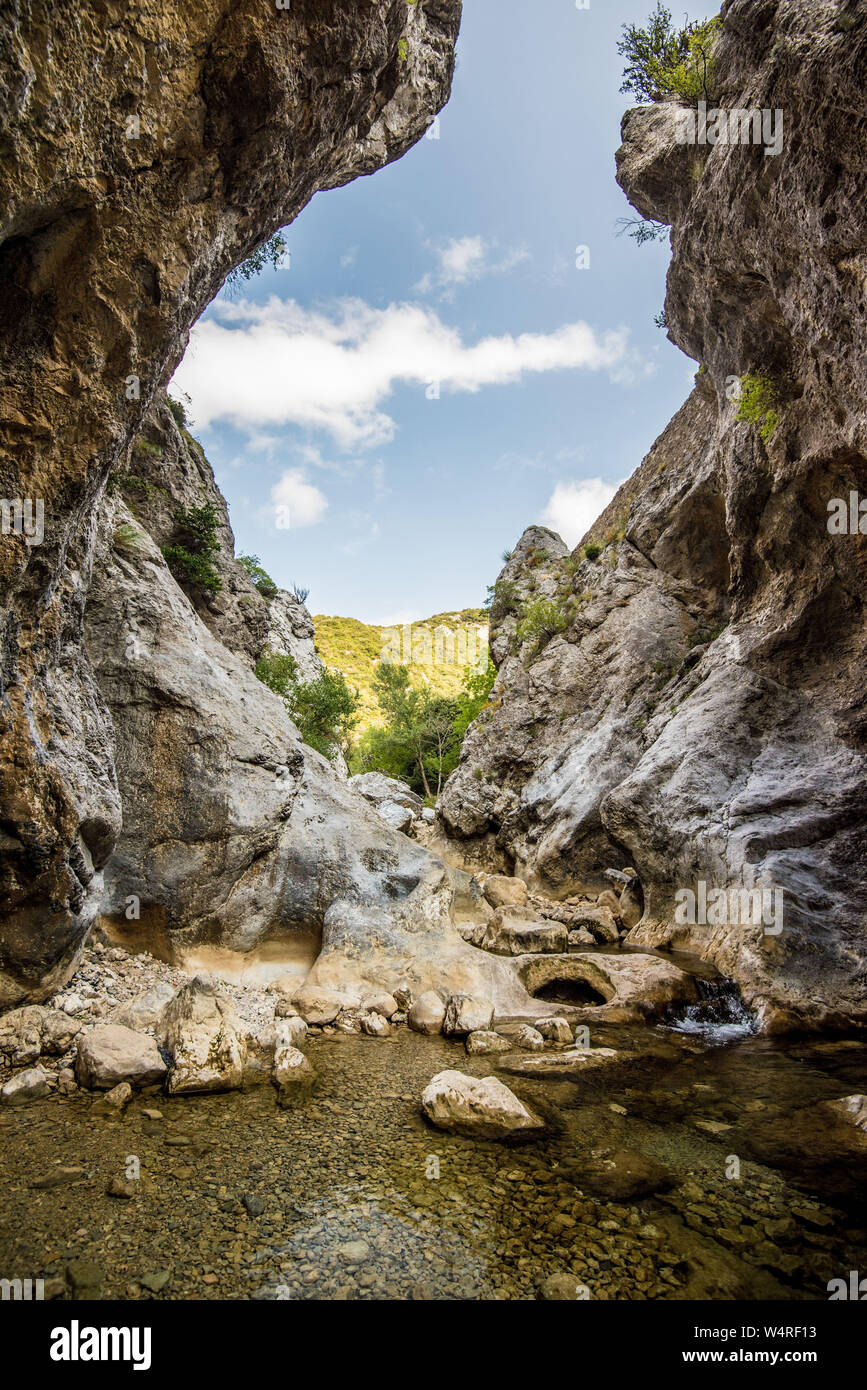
[439,1,867,1033]
[0,0,463,1005]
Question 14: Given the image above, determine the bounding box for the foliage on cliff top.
[619,3,721,105]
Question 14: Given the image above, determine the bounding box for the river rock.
[162,976,246,1095]
[573,1148,675,1201]
[497,1047,622,1080]
[538,1273,588,1300]
[465,1031,513,1056]
[482,915,568,956]
[421,1070,547,1140]
[361,992,398,1019]
[75,1025,167,1090]
[442,994,494,1037]
[0,1005,83,1067]
[535,1017,573,1044]
[515,1025,546,1051]
[360,1012,391,1038]
[272,1044,314,1099]
[292,987,350,1026]
[276,1016,308,1050]
[569,906,620,944]
[408,991,446,1035]
[102,1082,133,1110]
[619,879,643,929]
[482,875,529,909]
[110,983,175,1035]
[0,1066,52,1104]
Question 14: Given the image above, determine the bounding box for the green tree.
[237,553,278,599]
[226,233,287,293]
[367,663,461,799]
[618,4,720,105]
[254,652,358,763]
[453,659,497,744]
[162,501,222,594]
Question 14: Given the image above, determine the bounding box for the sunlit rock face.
[0,0,463,1004]
[440,0,867,1034]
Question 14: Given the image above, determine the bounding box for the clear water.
[1,1022,864,1302]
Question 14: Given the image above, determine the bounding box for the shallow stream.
[1,1015,865,1301]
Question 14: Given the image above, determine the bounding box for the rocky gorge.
[2,0,867,1308]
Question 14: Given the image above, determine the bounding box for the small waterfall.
[666,977,758,1044]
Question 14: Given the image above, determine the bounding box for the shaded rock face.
[0,0,462,1004]
[83,495,533,1013]
[440,0,867,1032]
[114,394,322,678]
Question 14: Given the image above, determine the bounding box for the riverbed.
[1,1019,864,1301]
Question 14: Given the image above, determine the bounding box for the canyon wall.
[440,0,867,1033]
[0,0,481,1006]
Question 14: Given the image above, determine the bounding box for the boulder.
[361,992,398,1019]
[421,1070,547,1140]
[482,875,528,909]
[110,983,175,1035]
[242,1023,279,1084]
[570,906,620,944]
[348,772,423,815]
[276,1016,308,1050]
[497,1047,622,1080]
[361,1012,391,1038]
[75,1025,167,1090]
[465,1031,513,1056]
[567,927,596,949]
[619,880,643,929]
[482,916,568,957]
[272,1044,315,1099]
[162,976,246,1095]
[375,800,415,833]
[291,987,350,1027]
[408,991,446,1036]
[0,1005,83,1067]
[1,1066,52,1104]
[443,994,494,1037]
[515,1025,545,1051]
[535,1017,573,1044]
[595,889,623,917]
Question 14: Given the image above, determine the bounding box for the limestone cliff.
[440,0,867,1033]
[0,0,471,1005]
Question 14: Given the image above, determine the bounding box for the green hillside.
[313,609,489,733]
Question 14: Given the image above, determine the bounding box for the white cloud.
[416,235,530,294]
[270,470,328,530]
[541,478,623,548]
[173,296,632,451]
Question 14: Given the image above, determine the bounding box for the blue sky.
[173,0,718,624]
